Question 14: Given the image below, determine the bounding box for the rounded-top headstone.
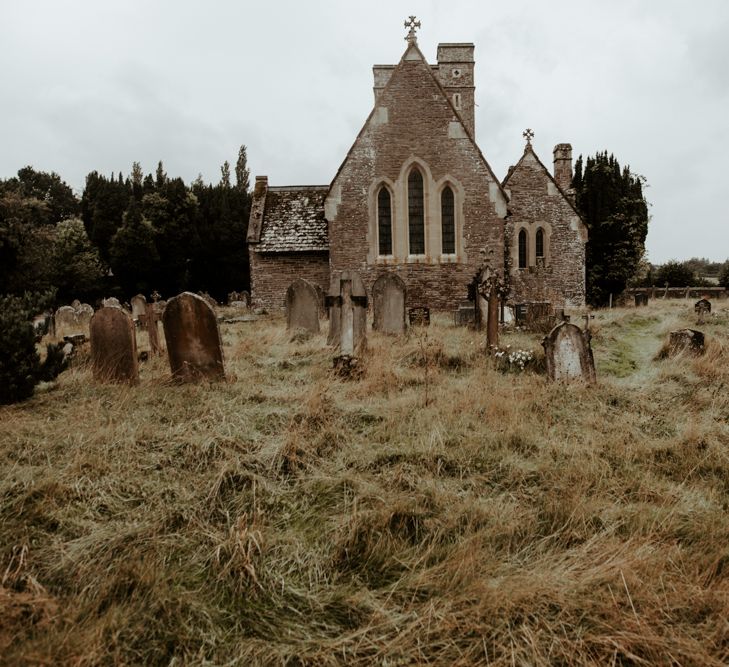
[131,294,147,319]
[372,272,406,335]
[89,306,138,384]
[542,321,596,384]
[286,278,320,333]
[162,292,225,382]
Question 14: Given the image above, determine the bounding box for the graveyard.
[2,296,729,665]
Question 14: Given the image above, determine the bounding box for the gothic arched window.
[441,185,455,254]
[518,229,528,269]
[535,227,544,260]
[408,168,425,255]
[377,187,392,255]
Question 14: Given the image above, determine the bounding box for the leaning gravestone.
[89,306,138,384]
[162,292,225,382]
[542,321,596,384]
[326,270,367,371]
[372,273,406,335]
[285,278,320,333]
[669,329,705,356]
[131,294,147,323]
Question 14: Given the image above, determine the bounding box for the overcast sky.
[2,0,727,263]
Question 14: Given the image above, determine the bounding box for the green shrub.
[0,291,64,404]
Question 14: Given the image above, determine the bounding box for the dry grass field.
[2,299,729,666]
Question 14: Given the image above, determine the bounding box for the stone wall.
[326,43,507,313]
[249,250,329,310]
[504,147,587,311]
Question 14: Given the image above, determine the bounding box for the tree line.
[0,147,251,305]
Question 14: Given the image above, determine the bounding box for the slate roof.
[255,186,329,253]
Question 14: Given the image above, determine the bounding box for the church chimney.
[553,144,573,191]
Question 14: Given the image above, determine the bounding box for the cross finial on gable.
[404,16,421,44]
[523,128,534,145]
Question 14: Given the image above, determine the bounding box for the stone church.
[247,21,587,315]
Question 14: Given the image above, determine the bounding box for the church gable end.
[326,35,507,310]
[504,140,587,309]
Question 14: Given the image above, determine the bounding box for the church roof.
[255,185,329,253]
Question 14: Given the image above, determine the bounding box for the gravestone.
[54,306,78,335]
[454,301,476,327]
[668,329,705,356]
[162,292,225,382]
[694,299,711,325]
[139,304,162,355]
[326,270,367,365]
[131,294,147,323]
[89,306,138,384]
[326,275,341,346]
[635,293,649,307]
[103,297,121,308]
[408,307,430,327]
[75,303,94,329]
[285,278,320,333]
[372,273,406,335]
[542,321,596,384]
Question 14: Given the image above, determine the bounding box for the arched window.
[441,186,455,254]
[377,187,392,255]
[535,227,544,260]
[518,229,527,269]
[408,168,425,255]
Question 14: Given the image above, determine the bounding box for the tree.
[720,262,729,289]
[220,161,231,189]
[654,260,695,287]
[52,218,105,302]
[109,198,159,296]
[572,152,649,306]
[235,145,250,192]
[0,291,65,405]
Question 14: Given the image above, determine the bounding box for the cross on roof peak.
[404,16,421,44]
[523,128,535,145]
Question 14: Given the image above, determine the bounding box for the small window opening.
[518,229,527,269]
[377,187,392,255]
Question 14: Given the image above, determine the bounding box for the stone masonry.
[247,22,585,314]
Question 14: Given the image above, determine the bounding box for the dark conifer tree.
[572,152,649,306]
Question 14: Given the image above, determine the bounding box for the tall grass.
[2,300,729,665]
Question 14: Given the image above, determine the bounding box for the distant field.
[2,300,729,666]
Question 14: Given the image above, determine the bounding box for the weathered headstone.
[694,299,711,325]
[326,271,367,369]
[162,292,225,382]
[326,275,341,346]
[285,278,320,333]
[131,294,147,323]
[75,303,94,330]
[635,293,649,307]
[89,306,138,384]
[139,304,162,355]
[197,292,218,310]
[454,301,476,327]
[54,306,78,336]
[103,297,121,308]
[542,321,596,384]
[668,329,705,356]
[372,273,406,335]
[70,299,81,310]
